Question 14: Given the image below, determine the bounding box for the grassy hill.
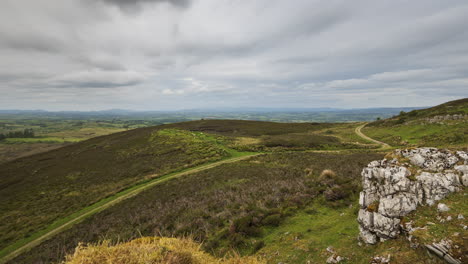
[9,151,384,263]
[3,114,464,263]
[0,120,374,256]
[0,125,231,250]
[363,98,467,147]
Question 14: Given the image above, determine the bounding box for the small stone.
[437,203,450,212]
[457,214,464,219]
[326,255,345,263]
[447,216,452,221]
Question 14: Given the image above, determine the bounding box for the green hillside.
[0,126,231,250]
[2,113,464,263]
[363,98,467,147]
[0,120,372,255]
[9,151,385,263]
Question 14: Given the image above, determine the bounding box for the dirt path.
[0,154,260,264]
[355,123,391,148]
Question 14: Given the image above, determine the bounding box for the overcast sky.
[1,0,467,110]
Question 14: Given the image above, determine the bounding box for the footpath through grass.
[0,147,258,264]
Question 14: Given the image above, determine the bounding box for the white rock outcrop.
[358,148,466,244]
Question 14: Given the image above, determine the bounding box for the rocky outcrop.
[425,114,467,124]
[358,148,467,244]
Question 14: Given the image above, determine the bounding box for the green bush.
[262,214,282,226]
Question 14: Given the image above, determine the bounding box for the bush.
[252,240,265,252]
[231,216,261,237]
[262,214,282,226]
[318,169,337,187]
[323,185,347,201]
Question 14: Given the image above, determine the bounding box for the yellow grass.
[64,237,264,264]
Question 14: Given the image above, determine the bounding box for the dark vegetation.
[168,120,375,151]
[0,128,35,140]
[0,126,229,250]
[167,119,334,136]
[9,152,383,264]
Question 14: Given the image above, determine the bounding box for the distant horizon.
[0,105,427,113]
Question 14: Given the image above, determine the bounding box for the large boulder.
[358,148,466,244]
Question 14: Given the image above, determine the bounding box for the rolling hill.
[0,120,373,257]
[363,98,467,147]
[1,102,466,264]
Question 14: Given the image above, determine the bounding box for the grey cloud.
[0,31,64,53]
[1,0,468,110]
[101,0,191,13]
[49,70,148,89]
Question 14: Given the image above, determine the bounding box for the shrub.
[318,169,337,187]
[262,214,282,226]
[323,185,347,201]
[252,240,265,252]
[231,216,261,237]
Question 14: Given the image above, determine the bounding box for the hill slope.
[363,98,467,147]
[0,120,368,253]
[0,125,231,250]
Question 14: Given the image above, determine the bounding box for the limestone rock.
[437,203,450,212]
[425,240,461,264]
[358,148,464,244]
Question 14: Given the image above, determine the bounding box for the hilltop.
[363,98,467,147]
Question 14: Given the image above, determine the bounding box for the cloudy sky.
[1,0,467,110]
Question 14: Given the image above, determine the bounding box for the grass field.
[258,201,446,264]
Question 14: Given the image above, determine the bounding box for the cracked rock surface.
[358,148,466,244]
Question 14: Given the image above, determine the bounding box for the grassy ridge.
[363,98,468,147]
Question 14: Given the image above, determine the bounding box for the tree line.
[0,128,35,140]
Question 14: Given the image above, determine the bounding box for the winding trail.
[0,153,260,264]
[355,123,391,148]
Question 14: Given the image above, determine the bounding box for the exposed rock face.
[425,114,467,124]
[358,148,466,244]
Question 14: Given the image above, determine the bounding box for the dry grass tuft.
[64,237,264,264]
[318,169,337,187]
